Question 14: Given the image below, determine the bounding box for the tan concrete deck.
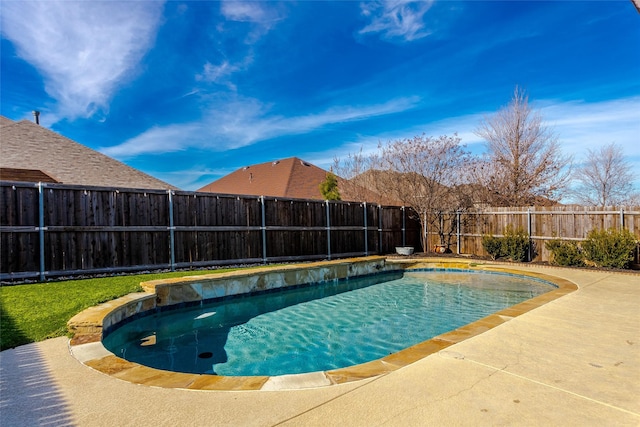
[1,263,639,426]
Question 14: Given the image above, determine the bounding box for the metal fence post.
[363,202,368,256]
[401,206,406,247]
[326,200,331,260]
[260,196,267,264]
[620,208,624,230]
[423,210,428,253]
[38,182,45,281]
[378,205,383,254]
[456,210,461,255]
[527,208,532,262]
[168,190,176,271]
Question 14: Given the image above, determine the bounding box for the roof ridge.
[283,157,300,194]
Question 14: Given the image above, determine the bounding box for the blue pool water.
[103,270,554,376]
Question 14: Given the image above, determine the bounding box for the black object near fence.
[0,182,421,281]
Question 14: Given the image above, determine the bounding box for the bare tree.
[375,134,475,252]
[332,147,378,203]
[572,142,638,206]
[474,87,572,206]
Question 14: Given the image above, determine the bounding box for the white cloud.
[197,2,283,90]
[327,112,486,158]
[359,0,435,41]
[100,95,421,159]
[199,61,239,82]
[197,53,254,89]
[220,1,284,43]
[0,1,164,120]
[157,165,236,191]
[279,97,421,135]
[221,1,270,23]
[100,123,201,159]
[539,97,640,161]
[197,61,240,90]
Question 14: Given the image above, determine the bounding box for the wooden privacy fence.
[423,206,640,263]
[0,182,421,281]
[3,181,638,281]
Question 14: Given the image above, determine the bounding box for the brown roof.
[0,167,60,183]
[198,156,400,204]
[0,116,178,190]
[198,157,328,199]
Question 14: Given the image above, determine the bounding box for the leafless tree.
[474,87,572,206]
[332,147,379,203]
[572,142,638,207]
[375,134,475,252]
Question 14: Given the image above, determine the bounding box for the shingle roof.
[0,116,15,127]
[0,116,178,190]
[0,167,60,183]
[197,156,400,204]
[198,157,327,199]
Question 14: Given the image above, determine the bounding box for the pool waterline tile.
[68,257,578,391]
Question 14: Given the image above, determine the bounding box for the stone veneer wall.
[143,256,392,308]
[70,256,393,340]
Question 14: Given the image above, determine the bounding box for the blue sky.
[2,1,639,195]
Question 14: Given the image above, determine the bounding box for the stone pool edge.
[67,257,578,392]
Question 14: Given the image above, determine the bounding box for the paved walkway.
[1,264,639,426]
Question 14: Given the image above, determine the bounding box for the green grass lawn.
[0,268,250,350]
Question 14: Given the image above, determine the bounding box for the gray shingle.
[0,117,178,190]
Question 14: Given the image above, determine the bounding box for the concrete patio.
[1,263,639,426]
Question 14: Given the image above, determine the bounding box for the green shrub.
[582,228,637,269]
[545,239,585,267]
[482,234,503,260]
[319,172,341,201]
[482,227,530,262]
[502,225,530,262]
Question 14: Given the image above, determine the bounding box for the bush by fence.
[545,228,638,269]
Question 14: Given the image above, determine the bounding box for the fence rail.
[0,182,420,281]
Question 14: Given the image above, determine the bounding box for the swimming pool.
[102,269,555,377]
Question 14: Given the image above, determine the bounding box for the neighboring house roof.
[0,167,60,183]
[0,116,178,190]
[0,116,15,127]
[198,157,328,199]
[198,156,400,204]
